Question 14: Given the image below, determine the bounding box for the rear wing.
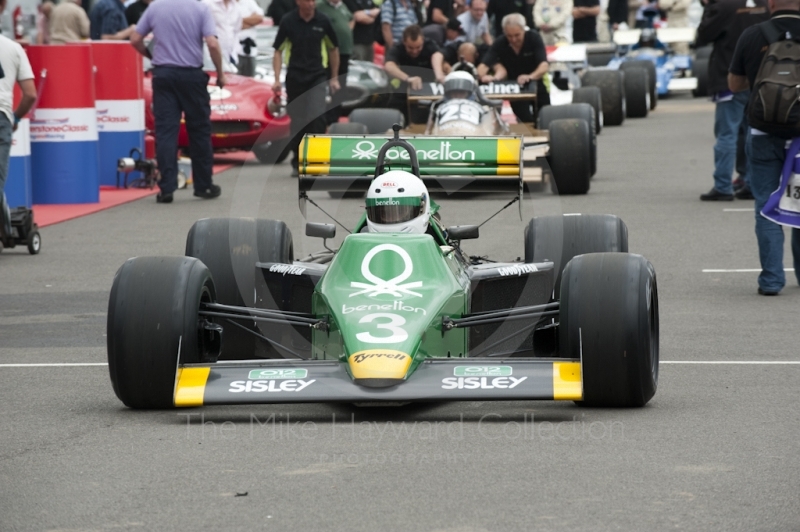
[298,131,524,194]
[613,27,696,46]
[408,80,537,102]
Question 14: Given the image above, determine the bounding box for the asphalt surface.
[2,96,800,532]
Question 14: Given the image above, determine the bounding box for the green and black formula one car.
[107,129,659,409]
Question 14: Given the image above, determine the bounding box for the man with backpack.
[696,0,769,201]
[729,0,800,295]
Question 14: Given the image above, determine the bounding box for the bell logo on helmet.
[350,244,423,298]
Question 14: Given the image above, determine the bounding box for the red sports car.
[143,69,291,163]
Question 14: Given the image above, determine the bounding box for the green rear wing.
[298,134,524,193]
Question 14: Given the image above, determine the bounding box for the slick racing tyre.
[547,118,592,195]
[107,257,219,409]
[524,213,628,299]
[623,67,649,118]
[348,108,405,134]
[253,140,291,164]
[693,57,710,98]
[571,86,603,133]
[186,218,294,360]
[581,69,625,126]
[586,51,616,67]
[539,103,597,178]
[695,45,712,60]
[559,253,659,407]
[620,60,657,110]
[328,122,369,134]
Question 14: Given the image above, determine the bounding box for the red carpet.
[34,152,255,228]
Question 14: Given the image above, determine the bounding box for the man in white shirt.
[205,0,243,64]
[0,0,37,229]
[236,0,264,59]
[457,0,492,46]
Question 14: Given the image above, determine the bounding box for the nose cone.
[348,349,413,387]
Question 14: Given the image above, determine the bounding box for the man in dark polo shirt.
[384,24,446,123]
[426,0,453,26]
[272,0,340,175]
[572,0,601,42]
[729,0,800,295]
[343,0,380,61]
[477,13,549,123]
[131,0,225,203]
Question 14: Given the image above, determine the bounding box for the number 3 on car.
[356,313,408,343]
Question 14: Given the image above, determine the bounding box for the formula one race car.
[342,70,596,194]
[107,129,659,409]
[608,26,699,97]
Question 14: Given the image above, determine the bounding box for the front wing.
[174,358,583,406]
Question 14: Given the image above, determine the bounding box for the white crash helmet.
[366,170,430,234]
[443,71,476,99]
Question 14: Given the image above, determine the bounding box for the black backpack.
[748,17,800,138]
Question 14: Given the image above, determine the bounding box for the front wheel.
[107,256,220,409]
[581,70,625,126]
[559,253,659,407]
[623,67,649,118]
[538,103,597,177]
[620,60,657,110]
[571,86,603,134]
[547,119,592,195]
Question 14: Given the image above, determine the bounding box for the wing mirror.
[306,223,336,239]
[447,225,479,240]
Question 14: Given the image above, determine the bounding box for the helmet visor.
[366,196,423,224]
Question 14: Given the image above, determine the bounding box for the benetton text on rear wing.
[298,134,523,194]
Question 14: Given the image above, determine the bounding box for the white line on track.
[702,268,795,273]
[0,363,108,367]
[661,361,800,364]
[723,208,754,212]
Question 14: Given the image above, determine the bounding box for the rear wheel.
[581,70,626,126]
[547,119,592,195]
[107,256,219,409]
[559,253,659,407]
[586,51,616,67]
[623,67,649,118]
[328,122,369,134]
[620,60,657,110]
[348,108,405,134]
[524,213,628,298]
[185,218,293,360]
[571,86,603,134]
[253,140,291,164]
[539,103,597,177]
[693,57,710,97]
